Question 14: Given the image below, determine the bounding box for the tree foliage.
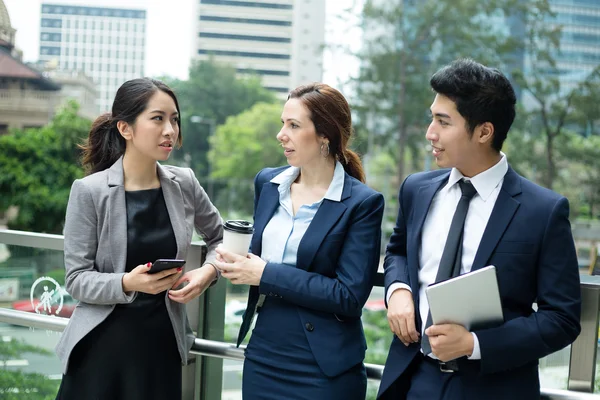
[0,338,59,399]
[207,102,286,218]
[208,102,285,180]
[559,134,600,219]
[0,101,89,233]
[162,59,278,178]
[512,1,600,190]
[354,0,530,180]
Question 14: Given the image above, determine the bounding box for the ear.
[476,122,495,146]
[117,120,133,140]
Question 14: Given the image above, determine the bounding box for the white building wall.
[290,0,325,89]
[39,3,146,113]
[193,0,324,96]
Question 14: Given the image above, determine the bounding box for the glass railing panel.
[540,345,572,390]
[0,243,67,398]
[221,359,244,400]
[0,244,67,320]
[364,284,390,398]
[221,279,249,397]
[0,322,63,399]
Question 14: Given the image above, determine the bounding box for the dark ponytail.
[80,78,182,175]
[80,113,125,175]
[288,83,366,183]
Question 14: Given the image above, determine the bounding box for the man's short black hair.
[430,59,517,152]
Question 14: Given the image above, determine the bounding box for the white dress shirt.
[260,161,345,265]
[387,154,508,360]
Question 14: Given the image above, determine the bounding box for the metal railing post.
[568,276,600,393]
[188,242,226,400]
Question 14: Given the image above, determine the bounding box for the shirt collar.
[270,161,345,202]
[447,152,508,201]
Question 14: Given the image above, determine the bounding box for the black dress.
[56,188,182,400]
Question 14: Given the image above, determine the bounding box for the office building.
[193,0,325,95]
[546,0,600,91]
[38,3,146,112]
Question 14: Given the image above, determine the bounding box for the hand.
[122,262,182,295]
[425,324,474,362]
[215,246,266,286]
[387,288,419,346]
[168,264,217,304]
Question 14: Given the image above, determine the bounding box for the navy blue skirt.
[242,297,367,400]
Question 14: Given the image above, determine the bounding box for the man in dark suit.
[378,59,581,399]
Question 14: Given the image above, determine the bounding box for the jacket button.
[305,322,314,332]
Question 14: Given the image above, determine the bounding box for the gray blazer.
[56,156,223,373]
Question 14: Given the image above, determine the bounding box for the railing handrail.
[1,229,598,397]
[0,229,206,251]
[0,308,595,399]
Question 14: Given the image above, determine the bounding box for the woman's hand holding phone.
[168,264,217,304]
[122,260,183,295]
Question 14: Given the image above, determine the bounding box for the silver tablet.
[426,265,504,331]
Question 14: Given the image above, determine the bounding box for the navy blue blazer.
[378,167,581,399]
[238,166,385,377]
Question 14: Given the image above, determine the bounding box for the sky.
[4,0,364,88]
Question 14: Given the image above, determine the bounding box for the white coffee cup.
[222,220,254,257]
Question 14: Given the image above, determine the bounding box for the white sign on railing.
[30,276,64,316]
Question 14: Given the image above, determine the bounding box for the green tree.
[162,59,278,179]
[207,102,286,217]
[354,0,529,181]
[0,338,59,399]
[511,1,600,190]
[559,134,600,219]
[209,102,285,180]
[0,101,89,233]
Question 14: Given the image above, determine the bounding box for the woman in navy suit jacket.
[216,83,385,399]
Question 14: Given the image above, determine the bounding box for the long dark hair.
[288,83,365,183]
[80,78,182,175]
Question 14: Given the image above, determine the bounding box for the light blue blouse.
[260,162,345,267]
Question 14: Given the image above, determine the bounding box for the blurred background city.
[0,0,599,399]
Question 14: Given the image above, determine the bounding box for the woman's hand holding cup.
[216,245,266,286]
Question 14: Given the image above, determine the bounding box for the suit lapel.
[471,167,522,271]
[158,164,187,258]
[251,183,280,257]
[107,157,127,273]
[409,173,450,281]
[296,200,347,271]
[296,174,352,271]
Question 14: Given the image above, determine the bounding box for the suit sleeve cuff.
[468,332,481,360]
[386,282,411,305]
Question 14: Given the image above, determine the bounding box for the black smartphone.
[148,259,186,274]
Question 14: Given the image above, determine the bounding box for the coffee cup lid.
[224,220,254,234]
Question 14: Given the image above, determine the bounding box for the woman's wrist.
[122,273,133,293]
[202,263,219,282]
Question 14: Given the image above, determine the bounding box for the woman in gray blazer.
[55,78,223,400]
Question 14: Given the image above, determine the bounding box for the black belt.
[422,354,460,373]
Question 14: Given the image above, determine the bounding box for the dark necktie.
[421,179,477,354]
